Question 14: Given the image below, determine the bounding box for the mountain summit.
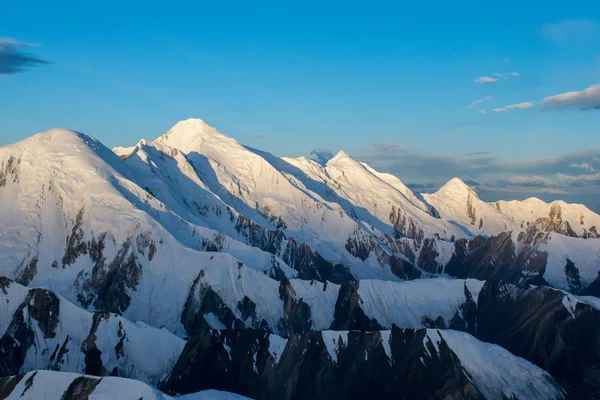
[155,118,229,152]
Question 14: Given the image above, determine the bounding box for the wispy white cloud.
[478,109,487,114]
[468,96,493,108]
[543,83,600,109]
[511,72,520,77]
[500,175,553,187]
[493,73,504,77]
[474,76,498,84]
[570,162,597,172]
[557,172,600,184]
[493,102,534,112]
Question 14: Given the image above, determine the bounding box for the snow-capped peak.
[434,177,478,199]
[155,118,228,153]
[327,150,354,166]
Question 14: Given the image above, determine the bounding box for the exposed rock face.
[417,238,442,274]
[162,328,484,400]
[581,272,600,297]
[565,259,581,293]
[536,204,578,238]
[0,288,61,376]
[466,193,477,226]
[389,205,424,241]
[62,208,88,268]
[0,299,40,375]
[0,155,20,187]
[181,270,243,334]
[346,227,422,281]
[331,281,382,331]
[283,237,352,283]
[446,233,519,281]
[163,326,564,400]
[75,236,143,314]
[235,214,352,283]
[475,281,600,399]
[445,227,549,287]
[16,257,38,286]
[0,279,183,385]
[235,214,284,254]
[61,376,103,399]
[278,279,313,334]
[448,283,478,335]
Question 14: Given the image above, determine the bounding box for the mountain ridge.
[2,119,600,399]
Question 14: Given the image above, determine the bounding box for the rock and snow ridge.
[424,177,600,238]
[162,327,565,400]
[1,119,600,398]
[0,370,250,400]
[2,121,600,291]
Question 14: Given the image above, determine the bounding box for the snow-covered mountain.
[1,118,600,399]
[424,177,600,238]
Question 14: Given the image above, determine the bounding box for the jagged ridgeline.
[1,119,599,399]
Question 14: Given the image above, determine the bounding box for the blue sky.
[2,1,600,210]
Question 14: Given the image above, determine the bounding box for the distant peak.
[327,150,354,165]
[175,118,212,128]
[155,118,227,152]
[25,128,104,151]
[436,177,478,198]
[160,118,219,139]
[446,177,468,187]
[34,128,84,142]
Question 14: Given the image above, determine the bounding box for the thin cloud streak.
[493,102,534,112]
[468,96,492,108]
[474,76,497,84]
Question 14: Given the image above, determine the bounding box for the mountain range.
[1,118,599,399]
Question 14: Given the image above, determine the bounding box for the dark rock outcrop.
[445,228,549,287]
[162,327,485,400]
[0,155,20,188]
[331,281,382,331]
[476,281,600,399]
[0,288,60,375]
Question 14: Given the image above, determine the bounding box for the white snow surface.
[267,334,288,364]
[439,329,565,400]
[357,278,484,328]
[321,331,349,363]
[177,390,252,400]
[1,370,251,400]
